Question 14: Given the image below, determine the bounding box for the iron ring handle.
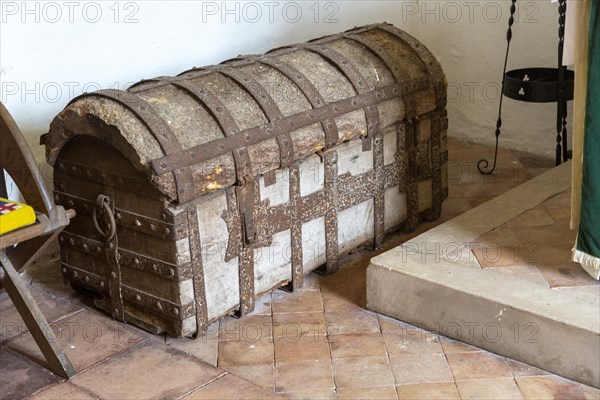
[92,195,116,241]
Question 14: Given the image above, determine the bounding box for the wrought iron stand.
[478,0,574,175]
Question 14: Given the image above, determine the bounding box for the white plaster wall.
[0,0,567,175]
[409,0,573,158]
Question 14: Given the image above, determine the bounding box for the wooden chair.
[0,102,76,378]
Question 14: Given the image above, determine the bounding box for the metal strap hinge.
[236,180,256,245]
[92,194,125,321]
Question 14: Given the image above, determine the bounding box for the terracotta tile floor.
[2,138,599,399]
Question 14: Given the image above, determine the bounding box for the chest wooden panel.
[43,23,448,337]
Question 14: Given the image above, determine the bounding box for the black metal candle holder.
[478,0,574,175]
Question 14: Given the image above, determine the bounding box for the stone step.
[366,162,600,388]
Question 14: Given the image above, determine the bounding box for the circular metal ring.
[92,195,116,241]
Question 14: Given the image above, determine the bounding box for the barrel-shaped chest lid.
[43,23,445,204]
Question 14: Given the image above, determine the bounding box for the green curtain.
[576,0,600,279]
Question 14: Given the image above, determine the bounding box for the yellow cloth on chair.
[0,197,36,235]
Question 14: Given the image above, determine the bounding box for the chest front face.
[54,136,197,335]
[49,23,448,337]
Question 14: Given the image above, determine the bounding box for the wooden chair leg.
[0,168,7,199]
[0,250,76,379]
[7,230,61,273]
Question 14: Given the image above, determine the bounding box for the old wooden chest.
[43,23,448,337]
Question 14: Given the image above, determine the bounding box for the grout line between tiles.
[379,316,400,400]
[23,381,66,400]
[318,285,338,396]
[64,380,105,400]
[72,336,152,376]
[0,307,87,346]
[512,376,529,399]
[174,371,228,400]
[1,310,125,368]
